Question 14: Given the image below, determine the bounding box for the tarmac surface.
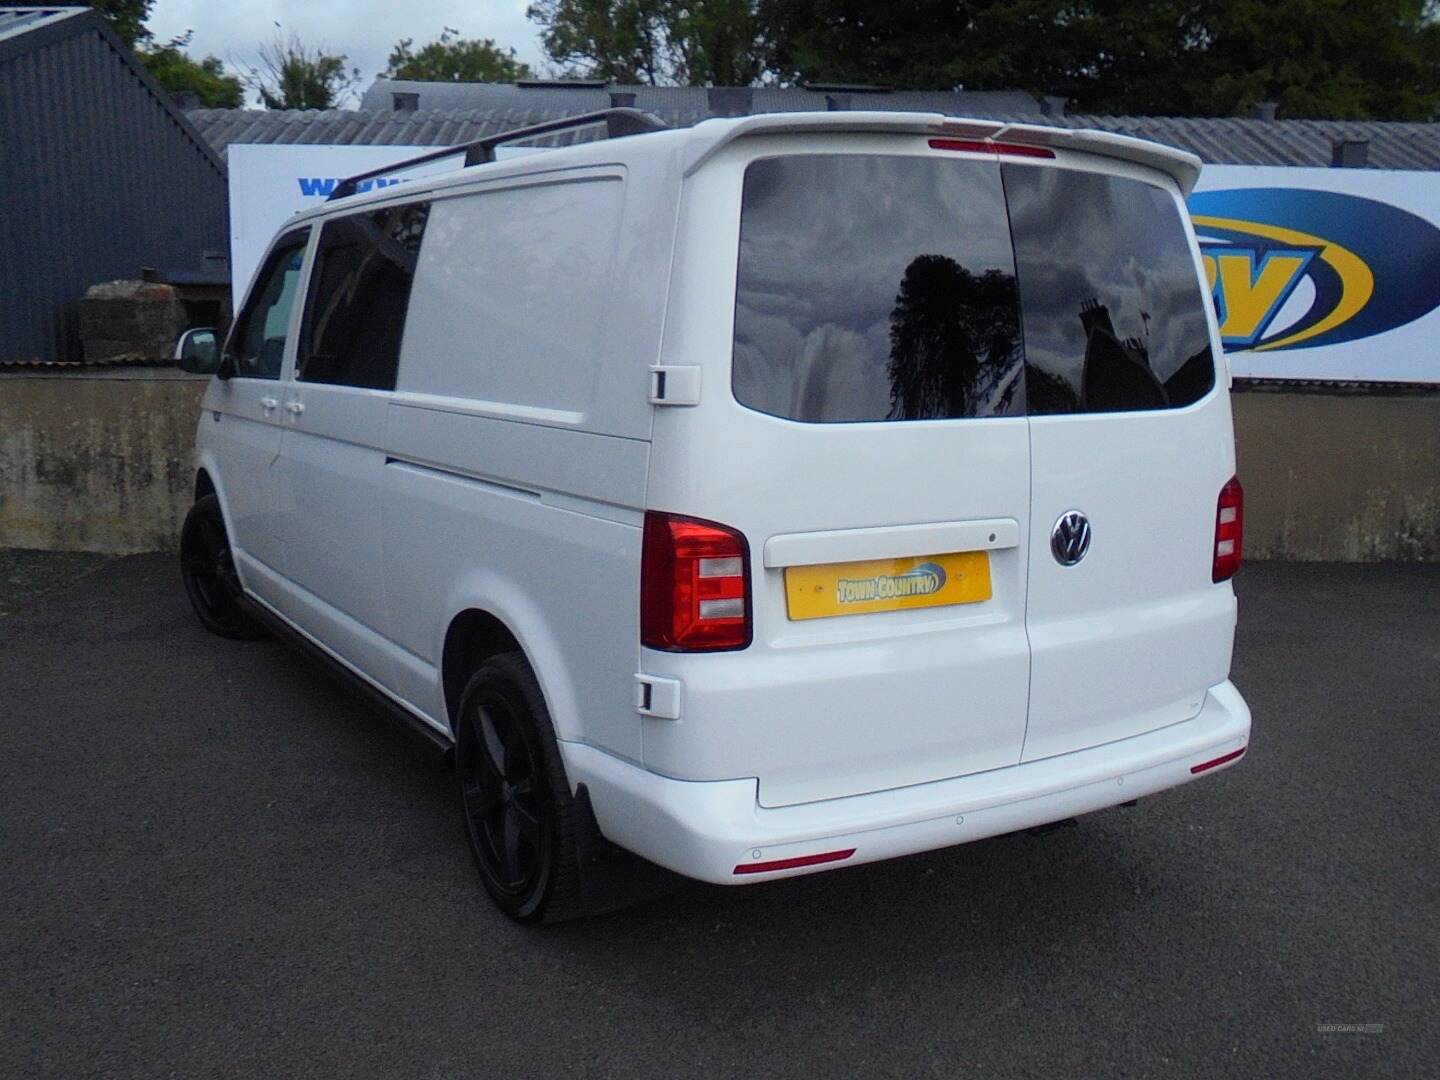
[1,553,1436,1078]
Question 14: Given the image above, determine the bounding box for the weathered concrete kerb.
[1232,386,1440,562]
[1,372,1438,560]
[0,370,205,553]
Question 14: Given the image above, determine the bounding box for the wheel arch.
[441,608,524,736]
[436,582,583,754]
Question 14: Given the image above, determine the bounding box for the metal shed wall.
[0,12,228,363]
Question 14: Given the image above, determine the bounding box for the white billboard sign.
[226,144,460,308]
[1190,166,1440,383]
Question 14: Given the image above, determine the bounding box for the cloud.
[147,0,547,105]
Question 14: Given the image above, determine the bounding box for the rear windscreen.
[731,155,1214,422]
[1002,166,1215,414]
[733,155,1024,423]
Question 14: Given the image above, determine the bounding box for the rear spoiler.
[681,111,1203,195]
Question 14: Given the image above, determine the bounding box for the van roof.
[297,110,1204,223]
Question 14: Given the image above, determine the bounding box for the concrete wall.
[1233,386,1440,562]
[1,373,1438,561]
[0,370,205,554]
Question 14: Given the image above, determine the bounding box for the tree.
[1181,0,1440,119]
[86,0,152,48]
[242,30,362,110]
[82,2,243,106]
[139,32,244,107]
[758,0,1440,120]
[385,26,533,82]
[526,0,766,85]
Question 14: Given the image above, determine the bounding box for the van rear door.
[1002,163,1238,762]
[644,146,1034,806]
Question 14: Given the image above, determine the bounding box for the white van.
[177,109,1251,921]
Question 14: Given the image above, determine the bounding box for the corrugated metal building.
[0,6,227,364]
[188,79,1440,170]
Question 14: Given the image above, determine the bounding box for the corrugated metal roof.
[189,107,521,152]
[362,78,1042,122]
[189,100,1440,170]
[1056,115,1440,170]
[0,6,84,44]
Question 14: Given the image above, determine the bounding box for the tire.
[455,652,583,923]
[179,494,266,641]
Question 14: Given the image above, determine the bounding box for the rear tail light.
[641,511,751,651]
[1212,476,1244,583]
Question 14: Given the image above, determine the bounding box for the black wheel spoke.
[501,808,524,884]
[476,707,508,780]
[510,799,540,842]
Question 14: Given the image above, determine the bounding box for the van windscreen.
[732,155,1025,423]
[731,155,1215,422]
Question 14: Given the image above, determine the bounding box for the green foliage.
[243,31,362,110]
[386,27,534,82]
[526,0,766,85]
[85,1,243,107]
[1184,0,1440,119]
[758,0,1440,119]
[139,33,244,108]
[86,0,153,48]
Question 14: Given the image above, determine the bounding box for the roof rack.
[326,107,668,202]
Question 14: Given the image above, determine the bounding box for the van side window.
[1003,167,1215,414]
[223,229,309,380]
[733,155,1025,423]
[298,202,430,391]
[397,178,624,413]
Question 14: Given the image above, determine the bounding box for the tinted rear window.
[731,156,1214,421]
[1003,166,1214,414]
[732,155,1024,423]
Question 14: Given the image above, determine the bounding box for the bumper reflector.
[1191,746,1246,774]
[733,848,856,875]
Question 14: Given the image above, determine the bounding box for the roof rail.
[325,107,668,202]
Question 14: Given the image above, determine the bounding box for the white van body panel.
[199,225,314,609]
[566,680,1249,884]
[643,131,1235,807]
[275,383,399,690]
[191,112,1250,887]
[379,404,650,758]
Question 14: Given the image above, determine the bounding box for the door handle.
[284,401,305,415]
[260,396,279,412]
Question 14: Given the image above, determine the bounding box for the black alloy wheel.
[179,494,265,640]
[456,652,581,922]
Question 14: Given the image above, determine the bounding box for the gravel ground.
[0,548,115,617]
[1,553,1436,1078]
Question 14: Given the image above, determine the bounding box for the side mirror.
[174,327,221,374]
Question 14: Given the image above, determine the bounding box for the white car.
[176,109,1250,922]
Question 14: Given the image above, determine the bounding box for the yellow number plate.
[784,550,992,621]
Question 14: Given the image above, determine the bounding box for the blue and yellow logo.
[836,561,947,605]
[1188,188,1440,351]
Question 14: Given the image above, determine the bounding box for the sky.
[147,0,551,105]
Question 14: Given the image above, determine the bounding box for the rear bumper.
[563,680,1250,885]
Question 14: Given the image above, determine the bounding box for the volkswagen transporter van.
[176,109,1251,921]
